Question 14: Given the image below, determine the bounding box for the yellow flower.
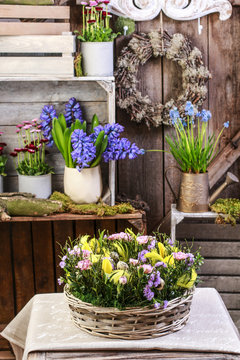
[158,242,167,258]
[91,254,100,263]
[113,242,128,261]
[90,238,100,253]
[163,254,174,266]
[82,242,92,252]
[80,235,90,245]
[102,258,113,274]
[145,251,164,264]
[177,269,197,289]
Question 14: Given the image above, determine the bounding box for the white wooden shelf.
[171,204,218,241]
[0,76,115,82]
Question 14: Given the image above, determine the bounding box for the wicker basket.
[64,286,194,340]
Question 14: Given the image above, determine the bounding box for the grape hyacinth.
[39,105,57,147]
[71,129,96,171]
[64,97,84,126]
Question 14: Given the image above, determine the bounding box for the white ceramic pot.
[18,173,52,199]
[81,41,114,77]
[0,175,3,193]
[64,166,102,204]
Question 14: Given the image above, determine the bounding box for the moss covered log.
[210,198,240,225]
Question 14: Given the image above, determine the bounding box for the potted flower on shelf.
[75,0,120,76]
[60,230,203,339]
[0,131,7,193]
[10,119,53,199]
[161,101,229,212]
[40,97,144,204]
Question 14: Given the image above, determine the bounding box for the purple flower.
[197,109,212,123]
[185,101,195,117]
[154,302,160,309]
[64,97,84,126]
[185,253,195,266]
[108,232,132,241]
[103,137,144,162]
[58,278,63,285]
[59,260,66,268]
[155,261,167,268]
[138,250,149,263]
[163,300,168,309]
[166,238,174,246]
[39,105,57,147]
[71,129,96,171]
[169,107,180,125]
[148,239,156,251]
[153,271,161,288]
[143,285,154,301]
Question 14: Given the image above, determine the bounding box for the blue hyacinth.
[64,97,84,127]
[39,105,57,147]
[71,129,96,171]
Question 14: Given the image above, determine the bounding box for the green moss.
[114,17,135,36]
[50,191,135,216]
[210,198,240,226]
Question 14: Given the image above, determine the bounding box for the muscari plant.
[10,120,53,176]
[58,230,203,309]
[40,97,144,172]
[75,0,120,42]
[164,101,229,174]
[0,131,7,176]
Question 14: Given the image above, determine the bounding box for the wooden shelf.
[0,76,115,82]
[7,211,145,222]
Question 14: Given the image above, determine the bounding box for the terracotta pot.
[64,166,102,204]
[81,41,114,76]
[18,173,52,199]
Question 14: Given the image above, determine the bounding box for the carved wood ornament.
[109,0,232,21]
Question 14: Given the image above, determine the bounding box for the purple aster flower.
[59,260,66,268]
[39,105,57,147]
[154,302,160,309]
[143,285,154,301]
[71,129,96,171]
[148,280,154,288]
[64,97,84,127]
[163,300,168,309]
[138,250,149,263]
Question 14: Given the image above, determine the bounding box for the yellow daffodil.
[177,269,197,289]
[102,258,113,274]
[109,270,130,284]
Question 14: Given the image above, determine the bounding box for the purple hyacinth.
[71,129,96,171]
[64,97,84,127]
[138,250,149,263]
[143,285,154,301]
[39,105,57,147]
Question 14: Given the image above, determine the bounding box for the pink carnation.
[140,264,153,274]
[76,259,92,270]
[136,236,149,244]
[129,258,138,266]
[173,252,188,260]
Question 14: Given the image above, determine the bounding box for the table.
[1,289,240,360]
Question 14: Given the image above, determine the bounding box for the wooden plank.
[75,220,95,237]
[220,293,240,309]
[182,241,240,258]
[0,101,107,127]
[32,222,55,293]
[11,222,35,312]
[229,310,240,331]
[231,0,240,5]
[0,223,15,324]
[95,219,116,235]
[198,276,240,292]
[0,57,74,77]
[0,23,70,36]
[199,259,240,276]
[0,325,11,350]
[0,5,69,19]
[0,35,75,53]
[0,0,53,4]
[176,223,240,241]
[0,81,106,102]
[0,350,14,360]
[53,221,73,292]
[208,130,240,188]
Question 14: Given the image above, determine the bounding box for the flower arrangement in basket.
[59,230,203,339]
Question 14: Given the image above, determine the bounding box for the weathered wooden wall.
[116,8,240,232]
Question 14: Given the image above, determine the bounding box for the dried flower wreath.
[115,31,211,128]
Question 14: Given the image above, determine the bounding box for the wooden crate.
[0,5,70,35]
[0,33,75,77]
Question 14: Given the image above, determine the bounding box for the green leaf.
[90,114,99,133]
[58,113,67,132]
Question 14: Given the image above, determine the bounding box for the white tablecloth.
[1,288,240,360]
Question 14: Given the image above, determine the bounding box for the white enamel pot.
[18,173,52,199]
[81,41,114,77]
[64,166,102,204]
[0,175,3,193]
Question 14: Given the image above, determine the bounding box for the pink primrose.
[136,235,149,244]
[140,264,153,274]
[129,258,138,266]
[173,252,188,261]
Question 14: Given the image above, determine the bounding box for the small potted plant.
[10,119,53,199]
[40,97,144,203]
[75,0,120,76]
[59,230,203,339]
[156,101,229,212]
[0,131,7,193]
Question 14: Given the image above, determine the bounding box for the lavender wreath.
[115,31,211,128]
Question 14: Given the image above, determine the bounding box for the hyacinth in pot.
[75,0,120,76]
[0,131,7,193]
[59,230,203,339]
[10,119,53,199]
[40,97,144,204]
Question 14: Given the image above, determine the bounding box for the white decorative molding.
[109,0,232,21]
